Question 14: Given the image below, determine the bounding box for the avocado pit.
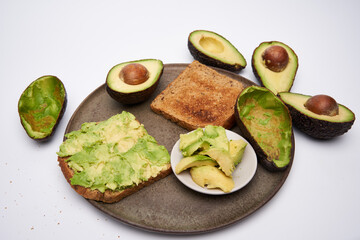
[262,45,289,72]
[120,63,149,85]
[304,94,339,116]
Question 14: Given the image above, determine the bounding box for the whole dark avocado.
[18,75,67,141]
[234,86,294,171]
[188,30,247,72]
[106,59,163,105]
[252,41,298,95]
[278,92,355,139]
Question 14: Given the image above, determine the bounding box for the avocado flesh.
[235,86,294,171]
[188,30,247,72]
[18,75,67,141]
[57,111,170,193]
[252,41,298,95]
[106,59,163,104]
[229,139,247,166]
[190,165,234,193]
[175,155,216,174]
[279,92,355,139]
[199,148,234,176]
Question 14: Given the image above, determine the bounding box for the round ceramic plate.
[171,129,257,195]
[62,63,293,234]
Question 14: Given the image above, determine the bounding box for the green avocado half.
[188,30,247,72]
[106,59,163,104]
[252,41,298,95]
[278,92,355,139]
[18,75,67,141]
[235,86,294,171]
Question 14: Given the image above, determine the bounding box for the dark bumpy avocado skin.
[105,67,162,105]
[234,104,295,172]
[188,40,244,73]
[284,103,355,139]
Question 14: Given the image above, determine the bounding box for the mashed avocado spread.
[57,111,170,193]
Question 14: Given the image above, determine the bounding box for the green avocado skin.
[18,75,67,141]
[284,103,355,139]
[188,40,243,73]
[234,103,295,172]
[234,86,295,172]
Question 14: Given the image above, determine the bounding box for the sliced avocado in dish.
[106,59,163,104]
[18,75,67,141]
[278,92,355,139]
[235,86,294,171]
[188,30,247,72]
[252,41,298,95]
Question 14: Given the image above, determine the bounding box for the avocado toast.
[57,111,171,203]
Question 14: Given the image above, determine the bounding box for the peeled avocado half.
[252,41,298,95]
[106,59,163,104]
[188,30,247,72]
[235,86,294,171]
[278,92,355,139]
[18,75,67,141]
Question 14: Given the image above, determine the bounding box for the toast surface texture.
[151,61,245,130]
[58,156,171,203]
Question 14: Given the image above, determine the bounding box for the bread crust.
[150,61,245,131]
[58,156,172,203]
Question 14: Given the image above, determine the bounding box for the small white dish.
[171,129,258,195]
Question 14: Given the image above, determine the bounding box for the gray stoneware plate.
[62,63,293,234]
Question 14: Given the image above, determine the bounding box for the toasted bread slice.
[151,61,245,130]
[58,156,171,203]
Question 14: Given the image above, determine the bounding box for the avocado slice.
[252,41,298,95]
[229,139,247,166]
[188,30,247,72]
[278,92,355,139]
[190,165,234,193]
[203,125,229,151]
[235,86,294,171]
[175,155,217,174]
[106,59,163,104]
[18,75,67,141]
[199,148,234,176]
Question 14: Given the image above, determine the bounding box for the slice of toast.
[57,112,172,203]
[58,156,171,203]
[151,61,245,130]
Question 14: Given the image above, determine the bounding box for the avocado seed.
[120,63,149,85]
[304,94,339,116]
[262,45,289,72]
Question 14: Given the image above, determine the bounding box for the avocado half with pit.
[106,59,163,104]
[252,41,298,95]
[188,30,247,72]
[278,92,355,139]
[235,86,294,171]
[18,75,67,141]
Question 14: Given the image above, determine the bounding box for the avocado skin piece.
[251,41,298,94]
[18,75,67,141]
[234,86,295,172]
[188,30,246,73]
[278,93,355,139]
[106,59,163,105]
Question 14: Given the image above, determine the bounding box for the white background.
[1,0,360,239]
